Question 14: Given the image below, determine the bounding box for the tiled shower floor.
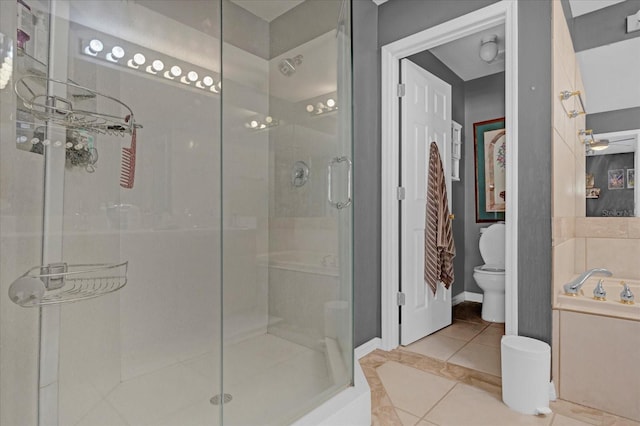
[67,334,333,426]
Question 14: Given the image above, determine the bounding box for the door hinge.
[397,186,405,200]
[397,83,405,97]
[397,292,406,306]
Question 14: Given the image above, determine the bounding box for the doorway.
[380,1,519,351]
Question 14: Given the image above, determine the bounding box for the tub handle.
[327,156,352,209]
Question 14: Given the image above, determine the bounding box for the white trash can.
[501,335,552,415]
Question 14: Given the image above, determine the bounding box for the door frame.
[380,0,519,350]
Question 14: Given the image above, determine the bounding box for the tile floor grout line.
[416,381,460,425]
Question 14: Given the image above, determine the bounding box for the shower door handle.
[327,156,352,209]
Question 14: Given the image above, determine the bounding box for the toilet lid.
[479,223,505,268]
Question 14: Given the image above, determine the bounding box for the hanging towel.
[424,142,456,295]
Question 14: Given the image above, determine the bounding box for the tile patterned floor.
[361,302,640,426]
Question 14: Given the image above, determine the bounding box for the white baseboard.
[452,291,483,306]
[354,337,382,360]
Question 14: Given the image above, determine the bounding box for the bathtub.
[554,277,639,421]
[555,277,639,321]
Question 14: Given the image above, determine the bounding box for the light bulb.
[187,71,198,82]
[147,59,164,74]
[326,98,336,108]
[152,60,164,71]
[106,46,125,62]
[250,120,258,128]
[202,76,214,87]
[133,53,146,65]
[128,53,146,68]
[306,104,314,113]
[84,39,103,56]
[165,65,182,79]
[265,116,273,123]
[479,35,498,63]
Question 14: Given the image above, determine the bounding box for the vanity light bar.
[305,97,338,115]
[81,38,221,95]
[245,115,279,131]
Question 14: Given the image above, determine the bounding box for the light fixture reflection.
[106,46,125,62]
[84,39,103,56]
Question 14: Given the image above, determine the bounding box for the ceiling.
[429,24,505,82]
[427,1,638,117]
[231,0,304,22]
[568,0,626,17]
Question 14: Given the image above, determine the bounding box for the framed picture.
[586,187,600,199]
[474,117,506,222]
[608,169,625,190]
[627,169,635,189]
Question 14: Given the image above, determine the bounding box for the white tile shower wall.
[58,232,121,425]
[120,229,220,380]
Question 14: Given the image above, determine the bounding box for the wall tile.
[576,218,628,238]
[585,238,640,279]
[553,217,576,246]
[574,238,586,274]
[553,239,576,304]
[628,219,640,239]
[553,129,577,218]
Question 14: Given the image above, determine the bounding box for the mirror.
[585,130,639,217]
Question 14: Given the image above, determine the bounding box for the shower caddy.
[9,75,142,307]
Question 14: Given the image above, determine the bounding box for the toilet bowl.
[473,223,506,323]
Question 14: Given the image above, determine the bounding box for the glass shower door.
[221,1,353,425]
[2,1,223,425]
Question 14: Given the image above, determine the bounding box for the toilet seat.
[474,264,505,274]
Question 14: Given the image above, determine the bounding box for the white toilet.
[473,223,506,323]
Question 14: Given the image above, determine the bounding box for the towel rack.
[559,90,586,119]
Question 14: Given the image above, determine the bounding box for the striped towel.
[424,142,456,295]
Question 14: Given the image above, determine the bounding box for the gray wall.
[586,153,635,217]
[406,52,466,298]
[587,107,640,134]
[353,0,381,347]
[351,0,554,345]
[463,72,505,294]
[516,0,553,344]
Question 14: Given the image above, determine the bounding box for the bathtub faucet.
[563,268,612,296]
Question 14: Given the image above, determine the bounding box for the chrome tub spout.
[563,268,612,296]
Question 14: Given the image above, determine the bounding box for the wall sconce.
[245,115,279,131]
[580,129,608,151]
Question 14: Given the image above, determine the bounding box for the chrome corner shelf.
[9,262,128,307]
[15,75,142,136]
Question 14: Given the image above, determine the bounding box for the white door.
[400,58,453,346]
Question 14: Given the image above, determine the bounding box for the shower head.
[278,54,303,77]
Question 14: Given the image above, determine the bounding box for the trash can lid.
[501,335,550,354]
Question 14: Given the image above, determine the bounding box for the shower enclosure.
[0,1,353,425]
